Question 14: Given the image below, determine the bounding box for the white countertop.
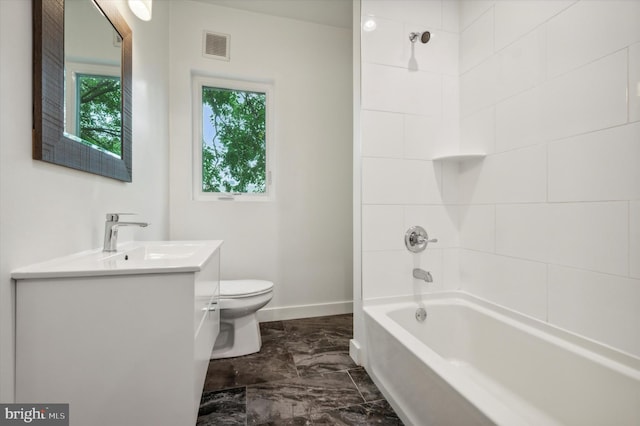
[11,240,223,279]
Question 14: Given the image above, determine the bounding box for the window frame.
[192,75,274,202]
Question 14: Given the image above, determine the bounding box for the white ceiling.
[191,0,353,29]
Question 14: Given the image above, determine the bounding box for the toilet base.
[210,312,262,359]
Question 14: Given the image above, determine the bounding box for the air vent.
[203,31,230,61]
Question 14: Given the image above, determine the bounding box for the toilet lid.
[220,279,274,298]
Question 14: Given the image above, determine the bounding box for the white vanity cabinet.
[12,241,222,426]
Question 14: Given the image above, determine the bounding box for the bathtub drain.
[415,307,427,322]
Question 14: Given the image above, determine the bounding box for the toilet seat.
[220,279,273,298]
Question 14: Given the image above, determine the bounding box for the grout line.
[461,246,634,280]
[346,369,367,403]
[628,200,631,278]
[244,385,248,426]
[545,142,549,203]
[545,263,550,323]
[491,5,495,57]
[459,1,494,33]
[627,46,631,124]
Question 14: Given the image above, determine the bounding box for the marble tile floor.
[197,314,404,425]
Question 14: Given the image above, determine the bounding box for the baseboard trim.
[257,300,353,322]
[349,339,362,365]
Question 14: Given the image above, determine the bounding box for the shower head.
[409,31,431,44]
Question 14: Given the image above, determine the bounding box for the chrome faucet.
[413,268,433,283]
[103,213,149,252]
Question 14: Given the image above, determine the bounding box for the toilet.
[210,279,274,359]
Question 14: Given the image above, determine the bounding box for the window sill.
[194,193,273,202]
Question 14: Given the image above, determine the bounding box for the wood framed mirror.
[33,0,133,182]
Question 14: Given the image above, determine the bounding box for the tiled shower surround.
[197,315,402,425]
[358,0,640,358]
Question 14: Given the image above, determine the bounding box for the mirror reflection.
[64,0,123,158]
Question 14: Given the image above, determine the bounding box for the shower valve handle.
[416,235,438,245]
[405,226,437,253]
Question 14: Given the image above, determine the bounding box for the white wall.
[358,0,640,359]
[0,0,171,401]
[168,1,353,318]
[458,0,640,356]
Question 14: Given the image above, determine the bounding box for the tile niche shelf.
[431,153,486,162]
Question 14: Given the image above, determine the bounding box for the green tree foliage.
[77,75,122,156]
[202,86,266,193]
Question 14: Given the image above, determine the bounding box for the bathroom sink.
[118,242,204,260]
[11,240,223,279]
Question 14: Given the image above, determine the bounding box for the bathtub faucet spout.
[413,268,432,283]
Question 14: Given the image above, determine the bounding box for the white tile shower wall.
[362,157,442,205]
[407,26,459,76]
[495,86,544,152]
[460,55,497,117]
[493,0,574,51]
[362,205,405,252]
[361,0,638,356]
[441,75,461,152]
[496,202,629,276]
[441,0,460,33]
[458,145,547,204]
[548,123,640,202]
[495,27,546,102]
[459,205,495,253]
[361,110,403,158]
[404,114,445,160]
[360,0,460,300]
[459,7,493,73]
[361,63,443,115]
[458,0,640,356]
[363,249,451,299]
[459,250,547,320]
[404,205,459,249]
[459,0,494,31]
[546,0,640,78]
[540,50,628,142]
[460,107,495,154]
[361,16,405,67]
[362,0,442,28]
[548,265,640,356]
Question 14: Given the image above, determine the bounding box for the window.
[64,62,122,158]
[75,74,122,156]
[193,76,274,201]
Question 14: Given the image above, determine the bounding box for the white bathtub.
[363,292,640,426]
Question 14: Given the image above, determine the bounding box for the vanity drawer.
[193,249,220,338]
[193,250,220,409]
[194,281,218,337]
